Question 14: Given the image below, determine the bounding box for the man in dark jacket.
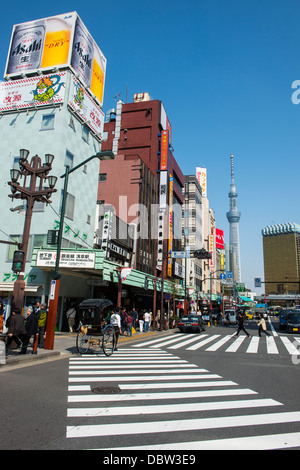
[20,308,38,354]
[6,309,27,351]
[233,310,251,338]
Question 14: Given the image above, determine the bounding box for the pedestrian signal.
[12,250,25,273]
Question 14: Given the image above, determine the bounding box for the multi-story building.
[182,175,203,297]
[262,223,300,295]
[0,13,109,325]
[99,94,185,279]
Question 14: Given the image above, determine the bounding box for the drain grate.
[91,385,121,394]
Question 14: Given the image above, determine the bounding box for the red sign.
[216,228,224,250]
[160,130,169,171]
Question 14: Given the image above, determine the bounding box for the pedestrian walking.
[126,313,133,337]
[110,308,122,350]
[66,305,76,332]
[20,307,38,354]
[37,303,47,348]
[138,310,144,332]
[144,310,150,332]
[0,302,4,333]
[233,310,251,338]
[120,308,129,334]
[32,301,41,316]
[6,309,27,352]
[257,314,270,337]
[130,308,138,330]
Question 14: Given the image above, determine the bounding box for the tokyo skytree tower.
[226,154,241,282]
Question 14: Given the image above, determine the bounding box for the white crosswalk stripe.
[66,347,300,450]
[131,332,300,356]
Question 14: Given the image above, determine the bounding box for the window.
[65,150,74,169]
[82,124,89,143]
[87,214,91,225]
[99,173,107,182]
[7,234,46,262]
[69,116,76,132]
[41,114,55,130]
[7,236,22,261]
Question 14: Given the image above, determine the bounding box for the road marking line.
[67,398,282,417]
[266,336,279,354]
[225,335,246,352]
[246,336,259,353]
[205,335,233,351]
[66,411,300,438]
[100,431,300,450]
[186,335,220,350]
[67,388,257,402]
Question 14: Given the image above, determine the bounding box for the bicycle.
[75,298,116,356]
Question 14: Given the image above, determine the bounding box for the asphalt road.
[1,317,300,453]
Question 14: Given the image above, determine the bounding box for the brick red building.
[98,94,184,277]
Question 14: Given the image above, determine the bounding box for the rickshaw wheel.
[76,330,91,354]
[102,325,115,356]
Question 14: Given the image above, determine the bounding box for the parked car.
[177,315,205,333]
[267,306,281,316]
[285,311,300,333]
[279,309,299,330]
[279,310,287,330]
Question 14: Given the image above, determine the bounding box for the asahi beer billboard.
[4,12,106,107]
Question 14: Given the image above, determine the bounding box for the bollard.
[32,333,38,355]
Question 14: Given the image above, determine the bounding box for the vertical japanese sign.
[160,130,169,171]
[216,228,224,249]
[196,167,207,197]
[208,234,215,268]
[168,175,173,277]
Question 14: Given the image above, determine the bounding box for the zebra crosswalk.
[66,348,300,450]
[131,332,300,356]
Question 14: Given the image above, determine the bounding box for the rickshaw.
[76,298,116,356]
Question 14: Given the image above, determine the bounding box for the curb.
[0,328,176,370]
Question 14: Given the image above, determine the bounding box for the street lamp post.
[8,149,57,311]
[45,151,114,350]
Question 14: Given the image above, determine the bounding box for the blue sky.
[1,0,300,292]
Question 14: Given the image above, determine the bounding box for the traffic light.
[193,249,212,259]
[12,250,25,273]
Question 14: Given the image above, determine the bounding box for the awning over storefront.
[239,296,254,303]
[0,283,42,293]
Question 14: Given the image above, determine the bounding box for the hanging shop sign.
[36,250,95,268]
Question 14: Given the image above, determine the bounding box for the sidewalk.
[0,328,175,370]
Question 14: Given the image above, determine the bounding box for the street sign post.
[254,277,262,287]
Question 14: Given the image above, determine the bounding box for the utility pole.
[8,149,57,311]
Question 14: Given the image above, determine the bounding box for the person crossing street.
[233,310,251,338]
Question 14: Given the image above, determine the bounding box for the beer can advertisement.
[4,12,106,107]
